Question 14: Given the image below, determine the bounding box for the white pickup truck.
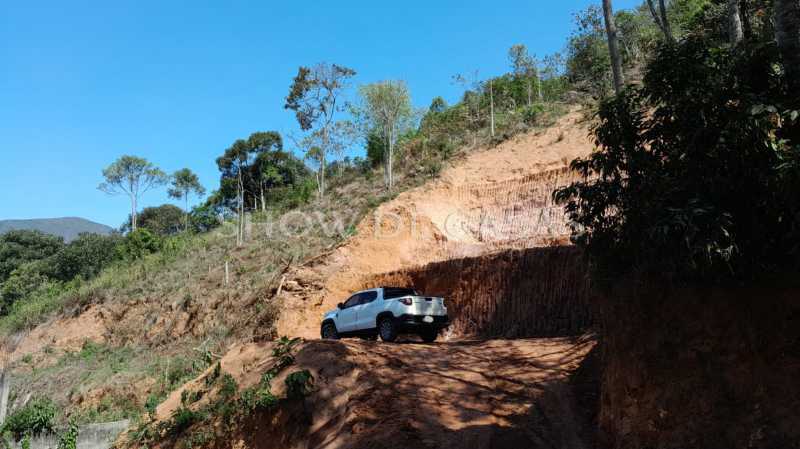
[320,287,449,343]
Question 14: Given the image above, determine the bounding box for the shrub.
[118,229,162,260]
[285,370,314,399]
[520,103,546,125]
[56,422,78,449]
[2,397,58,441]
[50,233,122,281]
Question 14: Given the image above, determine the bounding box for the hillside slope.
[0,217,113,242]
[3,109,596,446]
[275,110,593,339]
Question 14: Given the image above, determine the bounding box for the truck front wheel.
[321,322,339,340]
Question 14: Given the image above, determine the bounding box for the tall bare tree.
[602,0,625,95]
[285,63,356,197]
[728,0,745,44]
[99,155,167,232]
[775,0,800,92]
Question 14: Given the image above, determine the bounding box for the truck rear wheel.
[378,318,398,342]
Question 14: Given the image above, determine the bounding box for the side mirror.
[337,302,344,309]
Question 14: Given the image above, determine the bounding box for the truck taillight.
[399,297,413,306]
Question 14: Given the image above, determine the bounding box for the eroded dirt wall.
[597,282,800,449]
[363,246,592,338]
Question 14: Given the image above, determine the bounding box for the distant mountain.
[0,217,114,242]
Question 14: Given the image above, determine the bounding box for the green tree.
[98,156,167,232]
[50,233,122,281]
[353,81,415,190]
[508,44,540,105]
[123,204,185,236]
[567,6,612,97]
[284,63,356,197]
[0,230,63,283]
[168,168,206,231]
[216,131,283,244]
[253,147,310,210]
[554,31,800,283]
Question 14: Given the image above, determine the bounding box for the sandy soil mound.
[275,111,594,339]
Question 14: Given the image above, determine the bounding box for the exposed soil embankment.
[598,282,800,449]
[363,246,592,338]
[275,111,596,338]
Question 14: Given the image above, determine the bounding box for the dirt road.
[176,335,598,449]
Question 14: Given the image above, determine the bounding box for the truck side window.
[361,291,378,304]
[343,294,360,308]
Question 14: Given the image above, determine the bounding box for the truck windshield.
[383,287,420,299]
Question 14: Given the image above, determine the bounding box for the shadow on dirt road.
[299,336,598,449]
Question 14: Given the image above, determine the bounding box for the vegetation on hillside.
[556,0,800,284]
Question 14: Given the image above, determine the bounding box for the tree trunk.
[489,79,495,137]
[602,0,625,95]
[728,0,744,44]
[658,0,672,40]
[647,0,674,42]
[320,127,327,198]
[131,194,137,232]
[237,167,244,246]
[389,125,395,190]
[776,0,800,93]
[184,194,189,232]
[536,66,543,102]
[260,184,266,213]
[527,80,532,107]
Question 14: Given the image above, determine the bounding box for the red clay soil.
[140,336,599,449]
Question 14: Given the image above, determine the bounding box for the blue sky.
[0,0,639,228]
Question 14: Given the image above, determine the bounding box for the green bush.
[520,103,546,125]
[50,233,122,281]
[285,370,314,400]
[0,262,54,313]
[2,397,58,441]
[118,229,162,260]
[56,422,78,449]
[122,204,185,236]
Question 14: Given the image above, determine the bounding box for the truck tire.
[321,322,339,340]
[378,318,398,342]
[420,329,438,343]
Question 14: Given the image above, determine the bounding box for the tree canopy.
[99,155,168,232]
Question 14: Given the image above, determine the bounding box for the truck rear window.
[383,287,420,299]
